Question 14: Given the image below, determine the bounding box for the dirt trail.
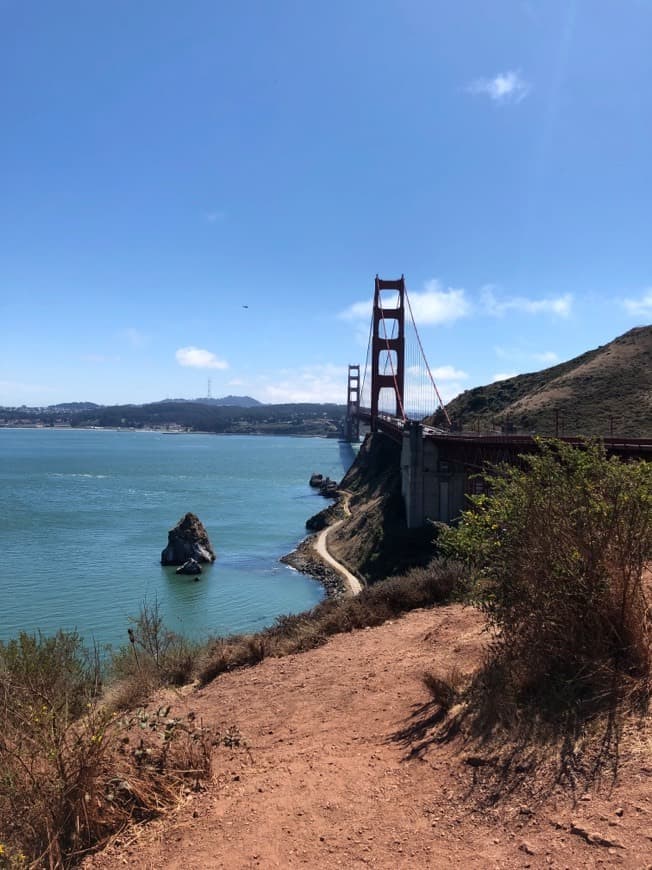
[85,605,652,870]
[314,517,363,595]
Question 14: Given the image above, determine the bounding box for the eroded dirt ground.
[85,605,652,869]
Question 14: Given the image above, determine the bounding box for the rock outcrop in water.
[309,472,339,498]
[161,513,216,567]
[176,558,202,576]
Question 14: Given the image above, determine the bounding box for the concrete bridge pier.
[401,423,467,528]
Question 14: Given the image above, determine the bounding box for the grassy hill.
[431,325,652,437]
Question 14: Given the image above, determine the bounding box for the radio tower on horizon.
[207,378,212,400]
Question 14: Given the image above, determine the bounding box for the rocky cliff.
[311,433,436,584]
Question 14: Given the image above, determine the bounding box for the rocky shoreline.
[280,473,350,598]
[280,534,346,598]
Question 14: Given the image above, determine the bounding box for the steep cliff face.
[326,433,435,583]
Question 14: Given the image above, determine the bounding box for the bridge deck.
[354,408,652,456]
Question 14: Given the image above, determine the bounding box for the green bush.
[441,439,652,708]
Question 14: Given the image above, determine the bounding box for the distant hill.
[430,326,652,438]
[48,402,101,411]
[168,395,262,408]
[68,400,345,436]
[0,399,345,436]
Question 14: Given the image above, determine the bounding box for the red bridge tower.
[370,275,406,428]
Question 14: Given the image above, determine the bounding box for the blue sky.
[1,0,651,408]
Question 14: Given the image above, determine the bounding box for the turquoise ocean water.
[0,429,354,650]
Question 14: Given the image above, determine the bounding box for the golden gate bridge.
[345,275,652,528]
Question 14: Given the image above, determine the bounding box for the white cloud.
[404,363,469,408]
[623,289,652,316]
[175,346,229,370]
[492,372,518,382]
[406,364,469,381]
[408,280,472,325]
[467,70,531,104]
[482,287,572,318]
[256,364,347,404]
[339,299,373,321]
[339,279,471,326]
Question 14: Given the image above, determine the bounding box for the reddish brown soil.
[85,605,652,869]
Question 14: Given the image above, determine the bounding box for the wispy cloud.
[467,70,531,104]
[120,327,149,348]
[256,363,347,404]
[494,346,559,365]
[482,287,572,318]
[204,209,225,223]
[492,372,519,382]
[0,379,50,397]
[339,279,471,326]
[623,289,652,317]
[532,350,560,364]
[81,354,121,364]
[405,363,469,404]
[175,346,229,370]
[416,364,470,381]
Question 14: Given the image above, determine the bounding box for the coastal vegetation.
[438,439,651,738]
[430,325,652,436]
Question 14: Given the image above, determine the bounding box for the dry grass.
[0,631,220,869]
[106,598,202,712]
[422,666,466,712]
[198,559,465,686]
[0,561,466,866]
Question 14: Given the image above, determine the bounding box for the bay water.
[0,429,354,651]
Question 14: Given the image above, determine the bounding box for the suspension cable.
[360,301,374,408]
[404,288,452,427]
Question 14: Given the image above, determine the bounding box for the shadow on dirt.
[389,672,633,808]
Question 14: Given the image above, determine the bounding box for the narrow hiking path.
[84,604,652,870]
[314,491,363,596]
[314,519,362,595]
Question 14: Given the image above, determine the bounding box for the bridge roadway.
[354,407,652,528]
[356,408,652,457]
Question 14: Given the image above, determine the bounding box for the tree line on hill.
[0,400,347,437]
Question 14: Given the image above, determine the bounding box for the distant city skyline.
[2,1,650,408]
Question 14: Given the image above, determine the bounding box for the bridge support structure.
[344,364,360,442]
[400,425,467,529]
[371,275,405,429]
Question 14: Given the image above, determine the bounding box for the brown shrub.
[0,633,217,868]
[197,558,465,686]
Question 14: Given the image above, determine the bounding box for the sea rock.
[176,558,202,576]
[309,473,324,487]
[161,512,216,566]
[319,478,339,498]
